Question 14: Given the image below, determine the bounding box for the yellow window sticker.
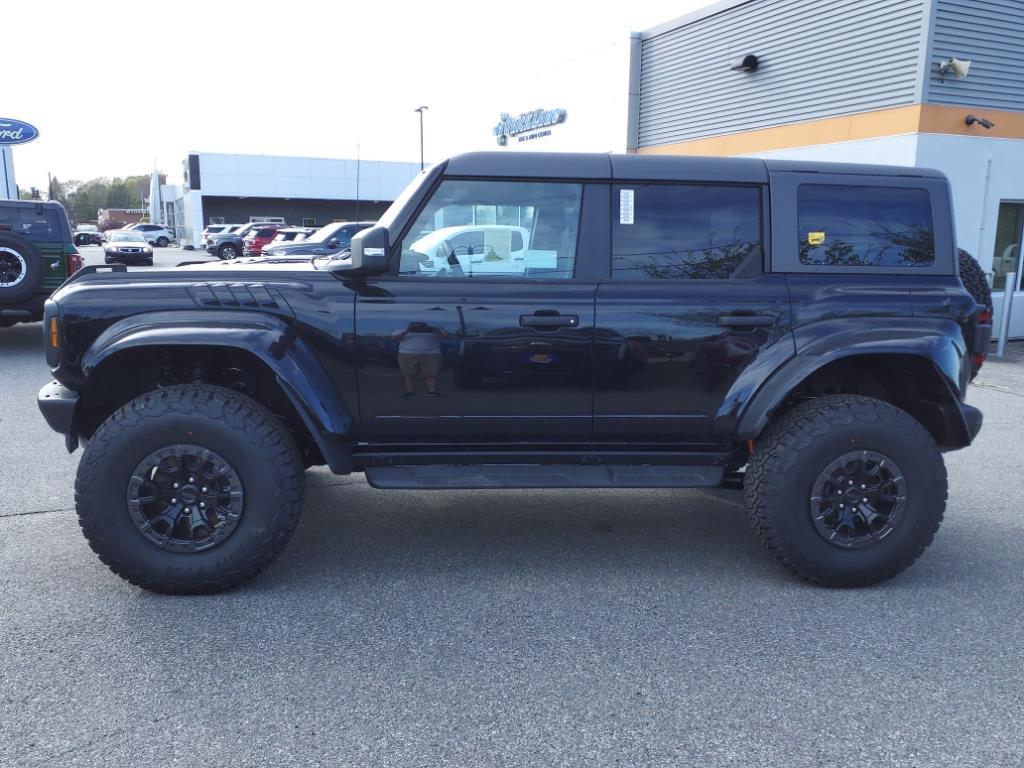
[808,231,826,245]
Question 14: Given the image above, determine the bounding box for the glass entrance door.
[990,202,1024,339]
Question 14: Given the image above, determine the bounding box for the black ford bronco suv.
[1,199,82,327]
[37,153,991,593]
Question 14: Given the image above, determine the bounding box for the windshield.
[304,223,346,244]
[109,231,147,242]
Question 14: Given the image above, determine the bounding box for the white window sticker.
[619,189,635,225]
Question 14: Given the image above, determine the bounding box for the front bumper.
[105,252,152,264]
[38,380,80,452]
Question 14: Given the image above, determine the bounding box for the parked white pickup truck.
[408,225,557,275]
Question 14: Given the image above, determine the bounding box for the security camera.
[966,114,995,129]
[730,54,759,72]
[938,57,971,81]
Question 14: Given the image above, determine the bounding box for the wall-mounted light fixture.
[966,114,995,129]
[730,54,759,72]
[937,57,971,81]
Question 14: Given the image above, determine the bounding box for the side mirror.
[330,226,389,274]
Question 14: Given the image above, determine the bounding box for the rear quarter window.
[798,185,934,267]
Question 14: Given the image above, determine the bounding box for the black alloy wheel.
[127,444,244,553]
[0,248,25,288]
[809,450,907,549]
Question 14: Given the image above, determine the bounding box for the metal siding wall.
[638,0,926,147]
[926,0,1024,110]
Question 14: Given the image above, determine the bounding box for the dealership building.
[161,152,421,248]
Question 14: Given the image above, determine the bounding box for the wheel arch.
[734,348,971,451]
[77,311,356,472]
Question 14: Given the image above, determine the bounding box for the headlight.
[143,247,153,254]
[105,246,116,253]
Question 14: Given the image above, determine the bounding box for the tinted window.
[612,185,761,279]
[0,205,62,242]
[398,180,581,279]
[798,185,934,267]
[254,228,276,237]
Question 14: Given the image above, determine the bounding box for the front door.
[592,181,791,445]
[355,178,596,444]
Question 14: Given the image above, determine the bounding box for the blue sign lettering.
[0,118,39,146]
[494,108,566,146]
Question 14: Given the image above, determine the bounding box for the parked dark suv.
[1,199,82,327]
[37,153,991,594]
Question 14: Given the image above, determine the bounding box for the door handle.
[520,312,579,328]
[718,314,775,328]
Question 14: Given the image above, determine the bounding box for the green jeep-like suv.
[0,199,82,327]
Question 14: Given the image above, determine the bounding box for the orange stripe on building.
[638,104,1024,156]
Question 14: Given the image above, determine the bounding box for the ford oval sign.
[0,119,39,146]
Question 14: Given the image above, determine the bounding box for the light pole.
[414,106,428,170]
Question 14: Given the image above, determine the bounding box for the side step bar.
[364,464,724,490]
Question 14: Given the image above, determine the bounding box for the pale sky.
[4,0,715,191]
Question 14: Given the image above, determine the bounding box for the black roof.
[442,152,946,183]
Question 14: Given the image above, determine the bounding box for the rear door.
[593,180,793,445]
[354,178,601,444]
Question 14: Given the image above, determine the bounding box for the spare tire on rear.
[0,232,45,304]
[958,249,992,381]
[958,249,991,313]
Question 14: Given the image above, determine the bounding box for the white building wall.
[197,153,420,202]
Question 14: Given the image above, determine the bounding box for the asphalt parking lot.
[2,315,1023,766]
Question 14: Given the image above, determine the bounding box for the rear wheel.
[745,394,946,587]
[75,385,305,594]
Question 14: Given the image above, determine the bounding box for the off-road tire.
[745,394,946,587]
[76,385,304,594]
[217,243,238,259]
[958,249,991,313]
[0,231,45,303]
[959,249,991,381]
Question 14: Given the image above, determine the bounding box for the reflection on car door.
[354,178,599,444]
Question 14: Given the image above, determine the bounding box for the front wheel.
[75,385,305,594]
[156,236,169,248]
[744,394,946,587]
[217,243,238,259]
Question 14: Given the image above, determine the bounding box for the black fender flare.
[726,317,969,446]
[81,310,356,472]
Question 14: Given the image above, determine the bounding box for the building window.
[612,184,762,279]
[798,185,935,268]
[209,216,225,225]
[302,218,317,227]
[992,203,1024,292]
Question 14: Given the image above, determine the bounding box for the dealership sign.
[0,118,39,146]
[493,108,566,146]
